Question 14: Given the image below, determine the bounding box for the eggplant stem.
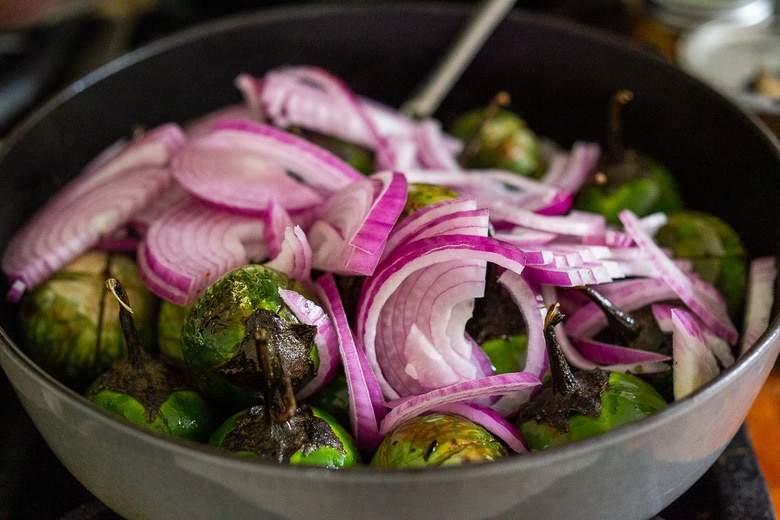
[460,90,511,163]
[105,277,146,369]
[543,303,580,396]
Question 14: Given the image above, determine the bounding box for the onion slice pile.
[3,123,185,301]
[5,64,776,457]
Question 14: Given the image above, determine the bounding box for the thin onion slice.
[380,372,541,436]
[171,128,323,214]
[357,234,527,399]
[315,273,385,452]
[740,256,778,354]
[214,119,364,190]
[137,196,267,305]
[435,401,529,453]
[619,209,738,344]
[278,288,341,400]
[4,166,173,302]
[671,308,720,399]
[308,171,408,276]
[571,337,671,365]
[264,226,312,284]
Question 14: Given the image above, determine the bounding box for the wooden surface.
[747,371,780,515]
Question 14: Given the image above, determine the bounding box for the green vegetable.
[575,90,682,224]
[371,413,509,467]
[19,251,159,391]
[450,94,545,178]
[305,368,351,429]
[481,334,528,375]
[517,304,666,450]
[399,183,460,220]
[654,210,747,320]
[209,404,360,468]
[181,265,318,409]
[157,299,187,360]
[85,279,220,442]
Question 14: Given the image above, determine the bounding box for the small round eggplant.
[85,279,220,442]
[19,251,159,391]
[181,264,319,410]
[371,413,509,468]
[517,304,667,450]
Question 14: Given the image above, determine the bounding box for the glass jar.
[627,0,775,61]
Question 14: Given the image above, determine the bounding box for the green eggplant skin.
[575,155,683,226]
[86,386,221,442]
[399,183,460,220]
[181,265,318,409]
[518,371,667,451]
[19,251,159,391]
[654,209,747,320]
[370,413,509,468]
[450,107,545,178]
[209,405,361,469]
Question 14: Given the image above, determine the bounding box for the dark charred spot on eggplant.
[220,404,344,463]
[214,309,316,395]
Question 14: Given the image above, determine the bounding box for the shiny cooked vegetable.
[517,304,667,450]
[86,279,220,442]
[18,251,159,391]
[3,65,776,467]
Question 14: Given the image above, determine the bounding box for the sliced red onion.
[740,256,778,354]
[572,337,671,365]
[496,270,549,380]
[490,203,606,237]
[416,118,463,170]
[308,171,408,276]
[357,234,527,399]
[264,226,312,283]
[185,103,255,137]
[137,196,268,305]
[214,119,364,190]
[278,287,340,400]
[384,197,484,258]
[171,128,324,215]
[244,67,419,153]
[315,273,385,452]
[380,372,541,436]
[401,168,572,214]
[619,209,738,344]
[56,123,184,208]
[539,141,601,194]
[652,303,735,368]
[262,200,295,259]
[435,402,529,453]
[564,277,680,338]
[670,308,720,399]
[3,166,173,302]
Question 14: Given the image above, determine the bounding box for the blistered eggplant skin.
[518,371,667,451]
[181,265,318,410]
[450,107,545,178]
[370,413,509,467]
[19,251,159,391]
[209,404,360,468]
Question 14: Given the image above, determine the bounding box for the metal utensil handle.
[401,0,517,119]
